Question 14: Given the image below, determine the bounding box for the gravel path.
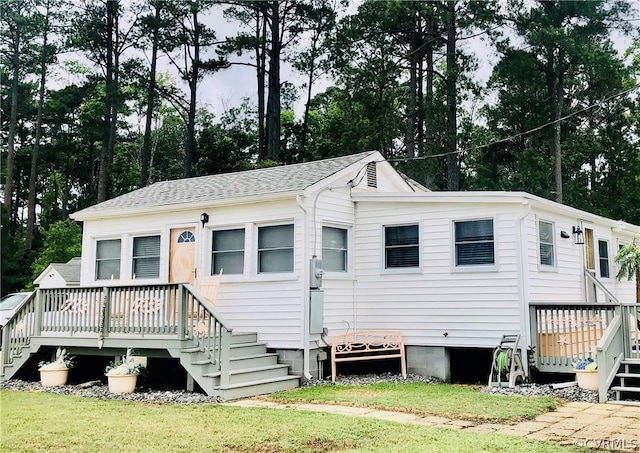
[1,372,609,404]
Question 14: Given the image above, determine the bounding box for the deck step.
[215,375,299,400]
[610,386,640,393]
[616,373,640,379]
[607,400,640,407]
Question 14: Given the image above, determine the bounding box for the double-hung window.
[454,219,495,266]
[322,226,348,272]
[384,224,419,269]
[212,229,245,275]
[132,235,160,279]
[95,239,121,280]
[538,220,555,267]
[258,224,294,273]
[598,240,610,278]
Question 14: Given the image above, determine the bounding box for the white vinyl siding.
[454,219,494,266]
[212,228,245,275]
[598,240,610,278]
[384,224,419,269]
[538,220,555,267]
[95,239,121,280]
[258,224,294,273]
[132,235,160,279]
[322,226,348,272]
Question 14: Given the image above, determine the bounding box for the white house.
[69,151,640,381]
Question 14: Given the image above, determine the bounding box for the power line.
[388,85,639,163]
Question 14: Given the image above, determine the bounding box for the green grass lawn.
[267,382,558,422]
[0,390,593,453]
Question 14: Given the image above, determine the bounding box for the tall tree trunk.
[299,34,319,157]
[405,9,417,159]
[423,10,435,188]
[445,1,459,190]
[27,4,51,249]
[4,22,20,224]
[548,52,564,204]
[97,0,116,203]
[184,8,199,177]
[257,4,267,160]
[266,0,280,161]
[139,4,160,188]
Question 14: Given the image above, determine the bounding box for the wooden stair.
[168,331,299,400]
[607,359,640,407]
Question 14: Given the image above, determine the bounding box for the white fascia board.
[301,151,383,197]
[33,265,56,285]
[351,191,640,234]
[70,191,300,222]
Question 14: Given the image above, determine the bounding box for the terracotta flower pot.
[40,368,69,387]
[575,369,598,391]
[107,374,137,394]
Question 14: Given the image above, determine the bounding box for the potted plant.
[105,355,146,394]
[573,358,598,391]
[38,348,75,387]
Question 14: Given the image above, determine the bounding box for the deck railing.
[529,302,619,372]
[1,284,233,384]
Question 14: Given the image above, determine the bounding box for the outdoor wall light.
[560,231,570,239]
[200,212,209,228]
[572,225,584,245]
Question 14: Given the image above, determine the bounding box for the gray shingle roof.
[52,257,81,283]
[72,152,377,219]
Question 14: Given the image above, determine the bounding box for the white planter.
[575,369,598,391]
[107,374,137,394]
[40,368,69,387]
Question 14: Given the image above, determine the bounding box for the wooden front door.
[169,228,196,284]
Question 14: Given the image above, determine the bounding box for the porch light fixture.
[572,226,584,245]
[200,212,209,228]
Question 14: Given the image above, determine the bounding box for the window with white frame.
[454,219,495,266]
[212,228,245,275]
[258,224,294,273]
[598,240,610,278]
[384,224,419,269]
[132,235,160,279]
[322,226,348,272]
[95,239,121,280]
[538,220,555,267]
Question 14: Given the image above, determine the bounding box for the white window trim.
[131,234,162,280]
[321,223,353,277]
[93,236,123,282]
[537,219,558,272]
[380,222,422,274]
[209,225,247,278]
[597,237,612,280]
[254,221,296,278]
[450,217,498,273]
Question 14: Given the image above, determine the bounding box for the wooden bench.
[331,330,407,382]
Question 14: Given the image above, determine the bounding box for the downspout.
[296,194,313,380]
[515,200,531,376]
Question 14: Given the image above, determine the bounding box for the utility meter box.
[310,289,324,334]
[310,257,323,289]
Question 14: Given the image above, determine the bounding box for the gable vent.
[366,162,377,188]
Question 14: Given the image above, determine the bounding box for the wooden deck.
[0,284,299,399]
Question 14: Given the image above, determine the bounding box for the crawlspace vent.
[366,162,377,188]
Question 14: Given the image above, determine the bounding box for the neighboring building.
[68,151,639,381]
[33,257,81,289]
